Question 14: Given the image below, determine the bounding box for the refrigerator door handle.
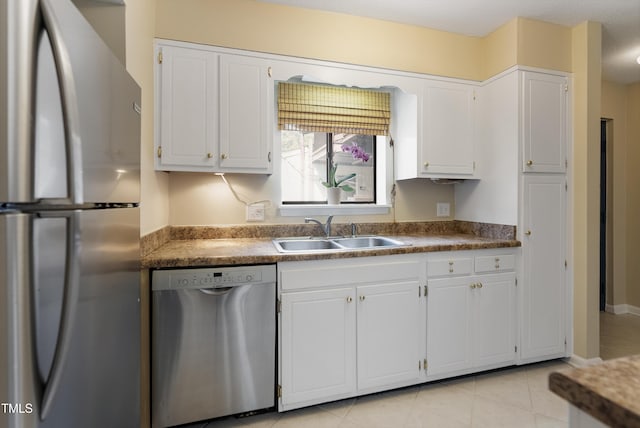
[39,0,84,205]
[38,211,82,420]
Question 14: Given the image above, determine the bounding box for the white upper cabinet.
[219,54,272,171]
[521,71,568,173]
[154,41,273,173]
[420,80,477,177]
[156,45,218,168]
[395,78,478,180]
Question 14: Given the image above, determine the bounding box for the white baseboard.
[605,304,640,315]
[567,354,603,368]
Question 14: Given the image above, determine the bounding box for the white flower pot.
[326,187,341,205]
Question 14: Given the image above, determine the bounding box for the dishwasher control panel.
[152,265,276,291]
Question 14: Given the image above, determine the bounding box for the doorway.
[599,118,613,313]
[600,119,606,311]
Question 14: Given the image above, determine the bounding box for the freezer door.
[1,0,141,205]
[0,213,39,428]
[0,208,140,428]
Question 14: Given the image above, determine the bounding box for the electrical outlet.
[436,202,450,217]
[246,203,265,222]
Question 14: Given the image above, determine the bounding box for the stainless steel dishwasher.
[151,265,276,428]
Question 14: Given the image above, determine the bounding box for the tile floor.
[179,312,638,428]
[599,311,640,360]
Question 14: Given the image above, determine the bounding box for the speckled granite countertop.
[549,355,640,428]
[142,227,520,269]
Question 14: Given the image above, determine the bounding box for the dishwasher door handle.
[199,287,234,296]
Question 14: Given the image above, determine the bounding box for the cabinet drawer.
[279,256,425,291]
[475,254,515,273]
[427,257,473,277]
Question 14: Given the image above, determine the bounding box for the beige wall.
[167,172,455,226]
[601,81,628,307]
[481,18,518,79]
[126,0,170,236]
[155,0,483,81]
[571,21,602,360]
[517,18,572,74]
[480,17,572,81]
[626,83,640,308]
[72,0,126,64]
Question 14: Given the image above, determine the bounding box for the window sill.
[278,204,391,217]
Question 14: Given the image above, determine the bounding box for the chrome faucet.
[305,216,334,238]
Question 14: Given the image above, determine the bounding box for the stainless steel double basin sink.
[273,236,407,253]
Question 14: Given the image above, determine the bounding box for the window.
[277,82,390,206]
[281,132,376,204]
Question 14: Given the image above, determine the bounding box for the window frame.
[278,134,392,217]
[281,132,377,205]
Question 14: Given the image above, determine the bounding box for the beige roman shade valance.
[277,82,391,136]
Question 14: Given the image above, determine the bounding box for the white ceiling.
[259,0,640,84]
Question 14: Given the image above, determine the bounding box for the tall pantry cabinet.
[455,67,571,364]
[520,71,569,362]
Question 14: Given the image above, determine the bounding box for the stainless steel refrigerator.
[1,0,141,427]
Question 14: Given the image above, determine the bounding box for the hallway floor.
[179,312,639,428]
[600,311,640,360]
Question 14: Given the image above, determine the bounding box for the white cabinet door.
[219,54,272,172]
[420,80,476,176]
[426,276,473,375]
[521,71,568,173]
[521,175,567,361]
[427,272,516,376]
[356,281,421,391]
[156,45,218,169]
[279,288,356,408]
[473,273,517,367]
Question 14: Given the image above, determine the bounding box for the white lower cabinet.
[520,174,568,362]
[280,288,356,407]
[278,249,518,411]
[426,250,518,378]
[277,255,426,411]
[426,275,473,375]
[473,273,517,367]
[356,281,421,391]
